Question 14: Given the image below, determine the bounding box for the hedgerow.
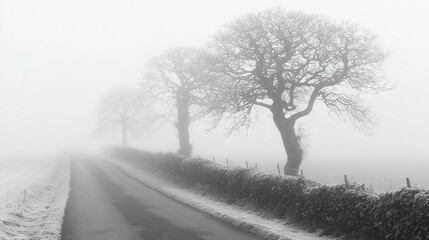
[109,147,429,239]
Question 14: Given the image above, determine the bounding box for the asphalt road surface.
[61,157,262,240]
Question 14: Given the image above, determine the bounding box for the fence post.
[226,159,229,166]
[255,163,258,169]
[344,175,349,185]
[277,163,281,175]
[213,156,216,164]
[301,170,304,176]
[22,189,27,216]
[406,177,411,188]
[246,161,248,169]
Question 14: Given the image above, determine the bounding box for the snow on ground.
[106,157,337,240]
[0,155,70,240]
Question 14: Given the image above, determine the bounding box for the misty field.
[1,0,429,239]
[0,156,70,240]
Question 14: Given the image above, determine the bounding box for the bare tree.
[96,86,149,146]
[206,9,390,175]
[142,47,213,156]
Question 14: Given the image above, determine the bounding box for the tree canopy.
[96,86,149,145]
[206,9,389,130]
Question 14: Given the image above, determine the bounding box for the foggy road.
[61,157,262,240]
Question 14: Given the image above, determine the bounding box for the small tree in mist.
[96,86,150,146]
[142,47,214,157]
[205,9,390,175]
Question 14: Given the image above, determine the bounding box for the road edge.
[105,157,337,240]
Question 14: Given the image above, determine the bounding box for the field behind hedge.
[108,147,429,240]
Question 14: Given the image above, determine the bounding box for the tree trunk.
[272,111,303,176]
[121,116,128,146]
[176,90,192,157]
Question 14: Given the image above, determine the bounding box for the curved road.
[61,157,262,240]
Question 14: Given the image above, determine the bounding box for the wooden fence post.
[344,175,349,185]
[226,159,229,166]
[255,163,258,169]
[246,161,248,169]
[213,156,216,164]
[406,177,411,188]
[301,170,304,176]
[277,163,281,175]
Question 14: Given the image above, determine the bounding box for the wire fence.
[194,154,429,193]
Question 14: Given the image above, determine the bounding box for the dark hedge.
[108,147,429,240]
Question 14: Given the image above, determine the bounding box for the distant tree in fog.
[205,9,390,175]
[142,47,214,157]
[96,86,149,146]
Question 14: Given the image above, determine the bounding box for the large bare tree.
[96,86,149,146]
[142,47,213,156]
[206,9,390,175]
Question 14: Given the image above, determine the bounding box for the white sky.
[1,0,428,180]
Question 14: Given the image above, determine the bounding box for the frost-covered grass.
[105,156,336,240]
[0,156,70,240]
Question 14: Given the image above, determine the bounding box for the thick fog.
[1,0,428,187]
